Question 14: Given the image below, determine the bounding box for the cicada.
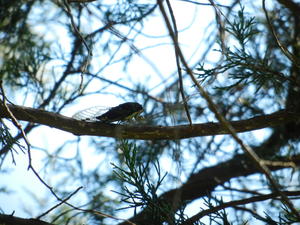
[72,102,143,123]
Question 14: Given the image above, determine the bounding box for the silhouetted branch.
[182,190,300,225]
[0,214,53,225]
[1,103,299,140]
[119,153,300,225]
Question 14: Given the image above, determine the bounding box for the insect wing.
[72,106,110,121]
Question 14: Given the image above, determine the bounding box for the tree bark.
[1,103,299,140]
[0,214,53,225]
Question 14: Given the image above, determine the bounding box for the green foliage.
[112,140,175,223]
[198,196,234,225]
[104,0,156,24]
[0,1,51,88]
[0,27,50,88]
[226,6,259,49]
[196,7,287,94]
[0,121,24,158]
[0,122,14,150]
[1,1,300,225]
[260,205,300,224]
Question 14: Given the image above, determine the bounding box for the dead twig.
[157,0,300,220]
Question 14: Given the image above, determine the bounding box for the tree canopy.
[1,0,300,225]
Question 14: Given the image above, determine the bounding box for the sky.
[0,1,271,224]
[1,0,216,218]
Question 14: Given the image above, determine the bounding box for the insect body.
[72,102,143,123]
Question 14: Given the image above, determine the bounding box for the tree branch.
[277,0,300,16]
[182,190,300,225]
[119,153,300,225]
[0,103,299,140]
[0,214,53,225]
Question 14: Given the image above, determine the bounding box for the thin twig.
[207,0,226,52]
[262,0,298,65]
[68,0,96,2]
[182,191,300,225]
[37,186,83,219]
[165,0,193,125]
[0,81,32,167]
[29,165,61,199]
[157,0,300,220]
[30,163,132,223]
[63,0,93,91]
[262,159,297,168]
[177,0,229,8]
[61,201,137,225]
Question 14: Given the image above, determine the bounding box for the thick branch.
[183,190,300,225]
[277,0,300,16]
[0,104,299,140]
[0,214,53,225]
[119,154,300,225]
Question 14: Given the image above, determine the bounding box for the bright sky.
[0,1,270,224]
[1,0,214,217]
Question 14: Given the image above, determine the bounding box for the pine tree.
[1,1,300,225]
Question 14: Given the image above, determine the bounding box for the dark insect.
[72,102,143,123]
